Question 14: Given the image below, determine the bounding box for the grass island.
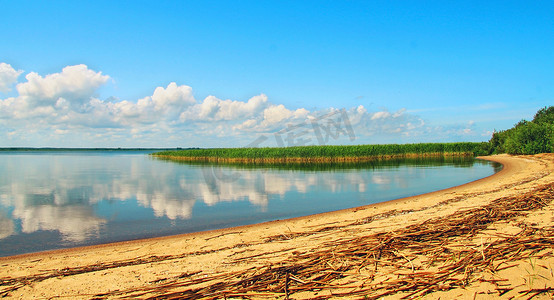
[151,142,489,164]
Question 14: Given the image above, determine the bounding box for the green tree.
[487,106,554,155]
[533,106,554,124]
[503,121,553,155]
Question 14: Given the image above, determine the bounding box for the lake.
[0,151,501,257]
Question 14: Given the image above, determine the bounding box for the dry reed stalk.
[78,182,553,299]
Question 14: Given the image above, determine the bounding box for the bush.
[503,122,553,154]
[533,106,554,124]
[487,106,554,155]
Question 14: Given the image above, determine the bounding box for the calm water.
[0,151,501,257]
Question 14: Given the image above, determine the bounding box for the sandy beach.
[1,154,553,299]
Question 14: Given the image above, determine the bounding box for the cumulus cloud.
[17,64,109,107]
[0,62,470,147]
[180,94,269,122]
[152,82,195,109]
[0,63,23,93]
[263,104,292,124]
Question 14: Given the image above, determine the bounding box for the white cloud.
[263,104,292,124]
[16,64,109,107]
[152,82,195,109]
[371,111,391,120]
[0,63,23,93]
[0,62,484,147]
[180,94,269,121]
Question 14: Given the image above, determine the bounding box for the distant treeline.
[485,106,554,155]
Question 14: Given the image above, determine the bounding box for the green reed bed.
[152,142,489,163]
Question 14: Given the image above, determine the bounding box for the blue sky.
[0,1,552,148]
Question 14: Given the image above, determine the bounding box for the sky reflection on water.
[0,151,500,256]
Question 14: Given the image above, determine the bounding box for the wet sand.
[1,154,553,299]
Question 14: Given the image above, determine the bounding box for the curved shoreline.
[1,155,504,260]
[1,154,552,299]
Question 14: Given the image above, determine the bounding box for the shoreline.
[1,154,553,299]
[1,155,501,261]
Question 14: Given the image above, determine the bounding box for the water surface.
[0,151,501,257]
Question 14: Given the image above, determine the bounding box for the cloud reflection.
[12,205,106,242]
[0,154,415,243]
[0,211,14,239]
